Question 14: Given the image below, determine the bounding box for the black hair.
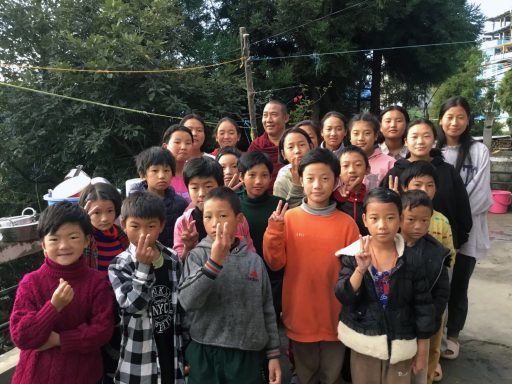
[339,145,370,169]
[294,120,321,145]
[265,100,288,115]
[135,146,176,177]
[238,150,273,175]
[298,147,341,178]
[38,201,93,238]
[363,187,402,215]
[348,112,380,136]
[183,157,223,188]
[435,96,475,174]
[405,118,437,140]
[399,160,439,189]
[215,146,242,162]
[121,191,165,223]
[320,111,348,129]
[78,182,122,218]
[401,189,433,213]
[180,114,211,153]
[214,117,240,136]
[377,105,410,144]
[161,124,193,146]
[278,127,313,164]
[204,186,242,215]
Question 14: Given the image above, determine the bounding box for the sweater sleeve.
[263,219,287,271]
[466,143,493,215]
[173,213,187,259]
[260,261,281,359]
[273,173,304,209]
[9,275,61,350]
[178,249,222,311]
[59,277,114,352]
[108,253,154,314]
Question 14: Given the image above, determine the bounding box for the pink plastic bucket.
[489,190,512,214]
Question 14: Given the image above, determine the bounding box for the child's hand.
[210,222,233,265]
[181,220,199,250]
[269,200,288,223]
[290,156,301,185]
[388,175,400,194]
[36,331,60,351]
[135,233,158,265]
[355,235,372,273]
[51,278,74,312]
[412,339,429,374]
[83,200,93,215]
[268,358,282,384]
[227,174,244,192]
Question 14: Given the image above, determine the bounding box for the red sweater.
[10,256,114,384]
[248,133,283,191]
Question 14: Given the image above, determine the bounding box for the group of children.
[9,95,490,384]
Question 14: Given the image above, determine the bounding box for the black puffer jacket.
[380,149,472,248]
[335,236,436,364]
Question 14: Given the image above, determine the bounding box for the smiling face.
[87,199,116,231]
[440,106,469,145]
[321,116,346,151]
[218,154,239,187]
[241,163,271,199]
[350,121,377,155]
[215,121,240,149]
[143,164,173,196]
[282,132,311,164]
[405,123,435,161]
[122,216,165,247]
[262,103,288,139]
[166,131,193,162]
[380,110,407,140]
[203,198,242,240]
[42,223,90,266]
[183,118,206,155]
[340,151,369,191]
[362,201,401,245]
[400,205,432,246]
[301,163,336,208]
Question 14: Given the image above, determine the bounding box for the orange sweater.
[263,207,359,342]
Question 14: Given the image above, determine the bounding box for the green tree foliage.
[497,69,512,116]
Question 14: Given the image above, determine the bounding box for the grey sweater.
[178,237,280,359]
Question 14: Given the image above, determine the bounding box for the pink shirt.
[365,148,396,190]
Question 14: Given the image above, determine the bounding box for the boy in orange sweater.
[263,148,360,383]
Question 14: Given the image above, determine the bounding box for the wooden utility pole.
[240,27,257,140]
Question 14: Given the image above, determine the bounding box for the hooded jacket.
[380,149,472,248]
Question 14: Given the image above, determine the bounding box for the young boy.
[400,190,451,384]
[263,148,360,383]
[238,151,286,316]
[173,156,254,258]
[179,187,282,384]
[108,192,185,384]
[10,202,114,384]
[131,146,188,248]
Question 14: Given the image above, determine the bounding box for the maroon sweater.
[10,256,114,384]
[248,132,283,192]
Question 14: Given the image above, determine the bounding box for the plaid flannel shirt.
[108,242,185,384]
[84,224,130,269]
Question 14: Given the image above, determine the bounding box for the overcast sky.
[471,0,510,20]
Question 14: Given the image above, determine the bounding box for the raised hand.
[210,222,233,265]
[290,156,301,185]
[227,174,244,192]
[388,175,400,194]
[135,233,158,265]
[181,220,199,250]
[51,278,74,312]
[354,235,372,273]
[269,200,288,223]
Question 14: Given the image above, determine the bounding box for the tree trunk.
[370,50,383,115]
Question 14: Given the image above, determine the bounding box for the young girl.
[215,146,243,191]
[162,124,194,202]
[436,96,492,360]
[79,182,128,275]
[335,188,435,384]
[273,127,313,208]
[180,113,215,159]
[349,112,395,190]
[334,145,370,235]
[211,117,241,156]
[320,111,347,158]
[294,119,321,148]
[378,105,410,159]
[381,118,472,252]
